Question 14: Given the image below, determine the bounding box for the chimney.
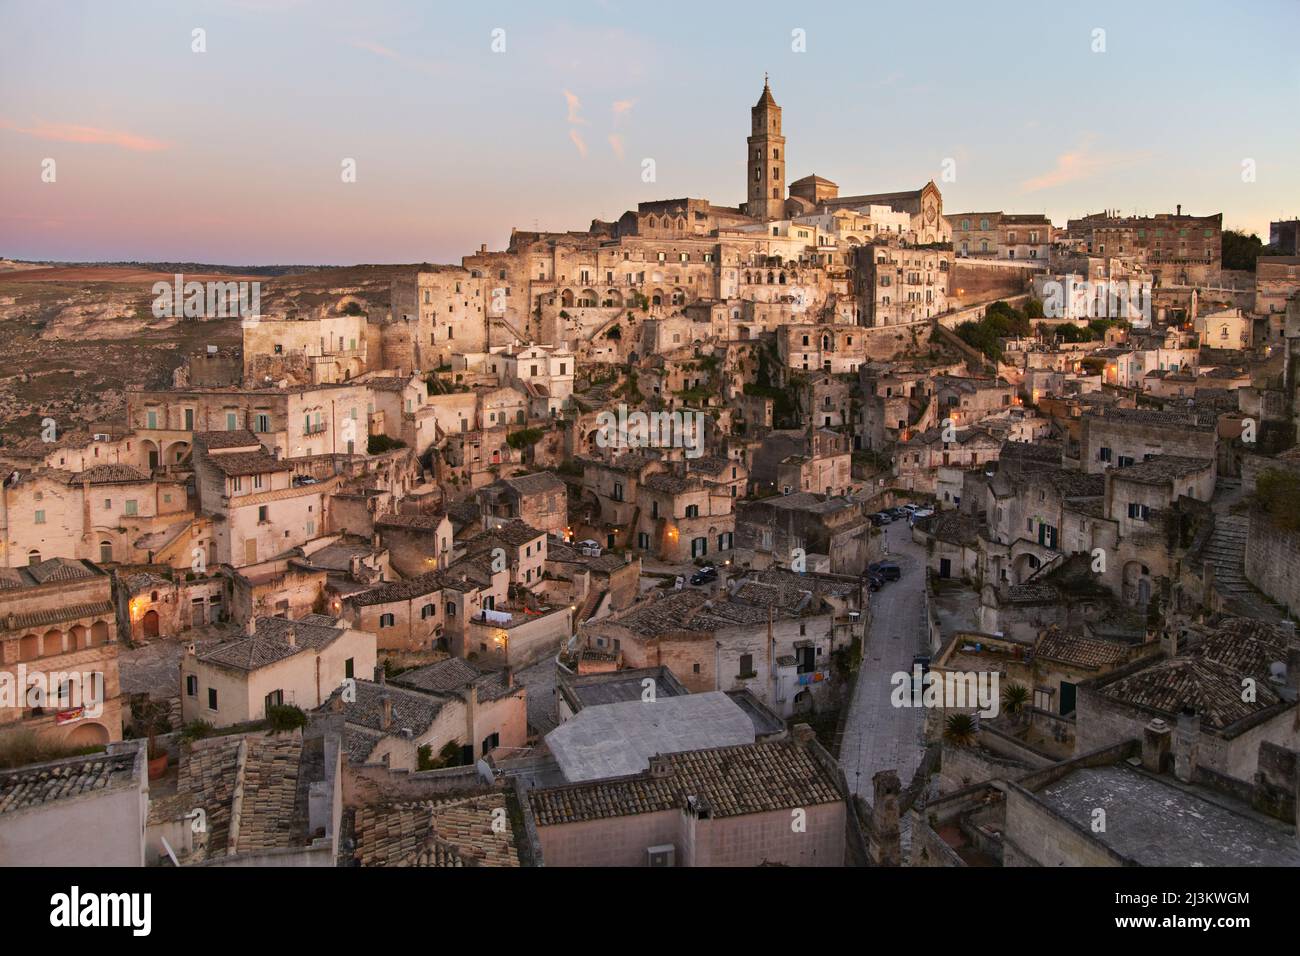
[1283,621,1300,698]
[869,770,902,867]
[1173,707,1200,783]
[330,694,344,713]
[374,664,386,685]
[1141,717,1172,773]
[792,723,816,746]
[285,626,296,648]
[1176,204,1182,217]
[372,531,382,550]
[1160,624,1179,659]
[503,666,514,689]
[648,755,673,779]
[380,694,393,731]
[245,617,257,637]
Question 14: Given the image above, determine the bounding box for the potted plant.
[942,713,977,748]
[1001,681,1032,730]
[137,700,173,780]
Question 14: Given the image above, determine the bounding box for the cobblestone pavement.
[839,520,929,802]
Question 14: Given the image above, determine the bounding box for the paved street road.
[840,518,929,801]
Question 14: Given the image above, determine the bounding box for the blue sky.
[1,0,1297,264]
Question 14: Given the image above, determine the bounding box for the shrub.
[266,704,308,734]
[367,434,407,454]
[179,719,216,743]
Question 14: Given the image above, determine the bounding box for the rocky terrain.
[0,262,422,441]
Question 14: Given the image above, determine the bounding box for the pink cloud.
[0,119,169,152]
[608,133,624,160]
[563,90,587,125]
[350,40,442,75]
[569,129,589,158]
[1021,139,1149,193]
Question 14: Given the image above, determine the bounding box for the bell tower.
[745,75,785,221]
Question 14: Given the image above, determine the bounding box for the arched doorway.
[142,609,160,639]
[65,722,110,748]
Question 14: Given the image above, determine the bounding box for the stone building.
[526,734,849,867]
[0,558,122,750]
[180,614,375,728]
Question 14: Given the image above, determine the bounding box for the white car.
[908,508,935,525]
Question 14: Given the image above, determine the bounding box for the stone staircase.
[1203,512,1283,619]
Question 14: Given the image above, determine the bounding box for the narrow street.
[839,518,929,800]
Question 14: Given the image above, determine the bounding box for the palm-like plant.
[1001,681,1032,716]
[943,713,978,747]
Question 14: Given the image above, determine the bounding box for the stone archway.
[142,609,160,639]
[65,722,110,748]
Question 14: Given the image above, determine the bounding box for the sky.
[1,0,1297,266]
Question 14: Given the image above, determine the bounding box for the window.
[258,505,269,523]
[421,603,435,620]
[738,653,755,679]
[34,510,45,525]
[254,413,270,433]
[481,732,500,756]
[226,412,238,430]
[1127,502,1150,521]
[685,504,699,519]
[1099,447,1112,463]
[207,688,218,711]
[186,675,197,697]
[345,658,354,679]
[379,613,395,628]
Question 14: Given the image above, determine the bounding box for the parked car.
[908,508,935,526]
[869,512,890,526]
[690,565,718,586]
[865,571,884,591]
[869,561,902,581]
[901,504,921,515]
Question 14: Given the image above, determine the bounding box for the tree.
[1222,230,1266,271]
[943,713,978,747]
[1001,682,1031,715]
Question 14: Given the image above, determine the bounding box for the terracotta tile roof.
[1035,626,1132,671]
[176,733,305,859]
[1099,617,1293,731]
[194,430,260,450]
[202,450,292,477]
[353,793,521,866]
[348,571,444,607]
[66,464,150,485]
[196,615,346,671]
[527,739,841,826]
[26,558,98,585]
[0,600,115,633]
[0,750,138,815]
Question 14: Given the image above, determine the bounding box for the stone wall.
[1244,507,1300,616]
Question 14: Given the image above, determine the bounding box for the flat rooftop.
[1033,764,1300,867]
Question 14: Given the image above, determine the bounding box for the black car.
[869,561,901,581]
[869,512,889,527]
[690,566,718,586]
[865,571,884,591]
